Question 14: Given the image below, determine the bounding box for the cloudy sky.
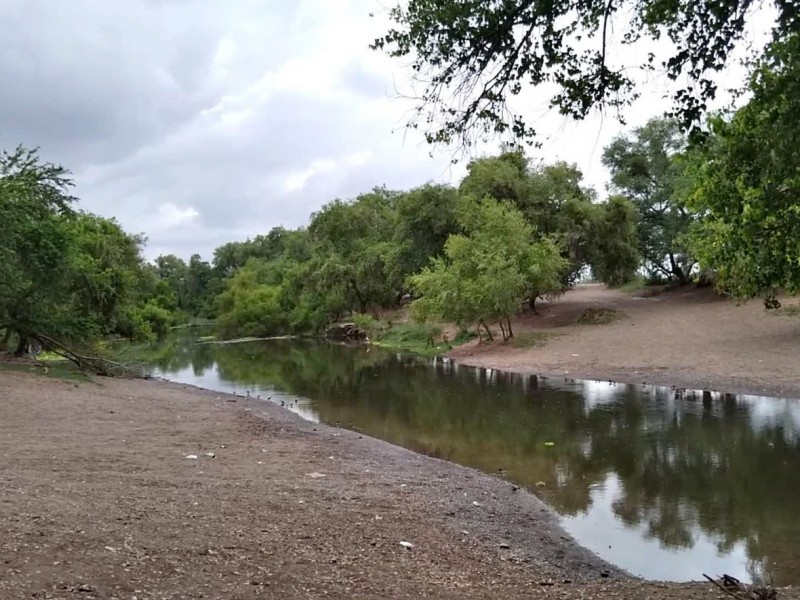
[0,0,767,261]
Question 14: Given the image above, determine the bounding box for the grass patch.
[373,323,446,356]
[773,304,800,318]
[577,308,621,325]
[510,331,554,348]
[350,313,478,356]
[0,359,89,382]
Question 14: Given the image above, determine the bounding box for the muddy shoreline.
[5,368,788,599]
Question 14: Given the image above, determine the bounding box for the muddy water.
[141,334,800,585]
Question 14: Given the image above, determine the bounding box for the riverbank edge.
[188,327,800,398]
[148,374,634,584]
[445,356,800,400]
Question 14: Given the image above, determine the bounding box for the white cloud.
[0,0,776,262]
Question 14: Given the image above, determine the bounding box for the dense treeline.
[2,32,799,352]
[0,147,182,358]
[189,154,643,341]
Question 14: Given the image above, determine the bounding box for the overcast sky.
[0,0,768,261]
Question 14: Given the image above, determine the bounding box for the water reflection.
[144,334,800,585]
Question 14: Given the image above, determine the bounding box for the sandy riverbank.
[3,369,792,599]
[449,284,800,399]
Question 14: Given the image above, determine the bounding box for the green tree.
[459,151,639,287]
[388,183,460,295]
[686,35,800,302]
[410,198,566,339]
[308,188,400,312]
[0,147,162,354]
[0,147,78,353]
[587,196,641,285]
[603,118,693,282]
[372,0,800,147]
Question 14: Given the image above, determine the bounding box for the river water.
[139,333,800,585]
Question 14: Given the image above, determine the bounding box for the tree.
[308,188,400,312]
[388,183,460,295]
[372,0,799,147]
[0,147,77,353]
[459,151,639,287]
[0,147,165,358]
[587,196,641,285]
[410,198,566,340]
[685,34,800,303]
[603,118,693,282]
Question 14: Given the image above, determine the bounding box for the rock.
[499,543,511,549]
[306,472,326,479]
[399,541,414,549]
[535,481,547,487]
[472,501,481,507]
[205,452,216,458]
[185,454,198,460]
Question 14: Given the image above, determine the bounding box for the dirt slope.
[450,284,800,398]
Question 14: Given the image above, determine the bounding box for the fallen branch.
[703,574,777,600]
[32,334,146,378]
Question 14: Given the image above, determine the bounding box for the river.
[135,332,800,585]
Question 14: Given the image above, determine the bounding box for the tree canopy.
[0,147,171,357]
[685,34,800,302]
[410,198,566,339]
[603,118,694,282]
[372,0,800,147]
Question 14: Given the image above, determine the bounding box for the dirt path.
[3,369,791,599]
[449,284,800,398]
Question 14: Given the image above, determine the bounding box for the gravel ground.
[0,369,797,599]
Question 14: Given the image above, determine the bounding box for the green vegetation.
[373,7,800,309]
[5,29,800,363]
[686,35,800,305]
[0,147,182,370]
[372,323,448,357]
[179,153,643,344]
[372,0,797,146]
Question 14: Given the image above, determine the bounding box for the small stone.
[306,472,326,478]
[472,501,481,507]
[499,543,511,549]
[399,541,414,549]
[205,452,216,458]
[185,455,198,460]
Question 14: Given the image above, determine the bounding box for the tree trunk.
[479,320,493,342]
[0,327,11,350]
[668,253,687,283]
[498,319,507,341]
[351,281,367,313]
[13,333,27,357]
[506,317,513,339]
[529,294,539,315]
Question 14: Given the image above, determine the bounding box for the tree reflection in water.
[144,336,800,585]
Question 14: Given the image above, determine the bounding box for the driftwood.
[703,574,777,600]
[33,334,146,378]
